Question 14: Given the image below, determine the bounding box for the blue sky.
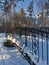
[0,0,39,17]
[16,0,32,12]
[0,0,48,17]
[0,0,32,15]
[15,0,39,17]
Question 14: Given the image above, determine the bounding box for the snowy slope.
[0,33,30,65]
[0,33,49,65]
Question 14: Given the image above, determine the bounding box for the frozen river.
[0,33,30,65]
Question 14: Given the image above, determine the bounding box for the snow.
[37,60,47,65]
[0,33,30,65]
[0,33,49,65]
[0,54,10,60]
[23,47,38,64]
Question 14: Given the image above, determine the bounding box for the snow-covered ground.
[0,33,30,65]
[0,33,49,65]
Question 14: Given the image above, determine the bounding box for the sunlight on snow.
[0,54,10,60]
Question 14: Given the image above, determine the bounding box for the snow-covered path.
[0,33,30,65]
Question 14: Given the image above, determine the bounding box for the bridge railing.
[16,27,49,65]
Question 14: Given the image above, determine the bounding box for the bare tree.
[36,0,45,27]
[37,0,49,27]
[27,0,34,27]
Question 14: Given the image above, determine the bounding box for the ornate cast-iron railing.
[16,27,49,65]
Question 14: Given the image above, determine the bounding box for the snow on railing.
[15,27,49,65]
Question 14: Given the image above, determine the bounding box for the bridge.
[6,27,49,65]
